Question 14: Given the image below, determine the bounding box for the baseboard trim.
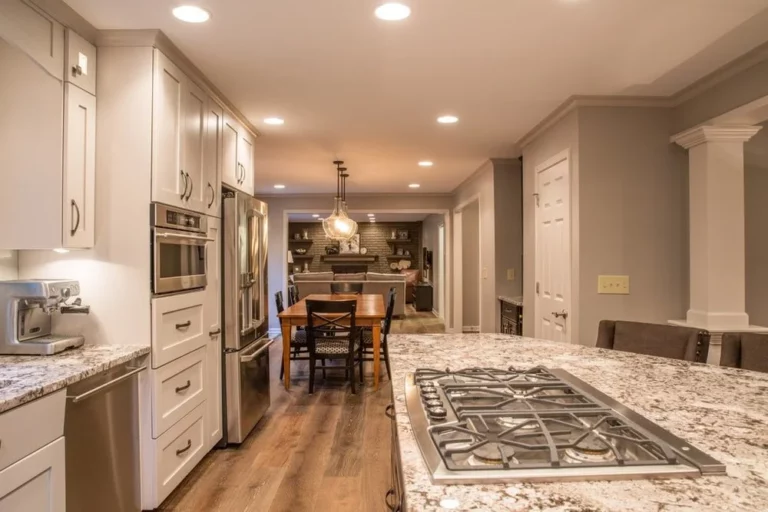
[462,325,480,333]
[268,328,282,338]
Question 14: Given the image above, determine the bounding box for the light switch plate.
[507,268,515,281]
[78,52,88,75]
[598,275,630,294]
[482,267,488,279]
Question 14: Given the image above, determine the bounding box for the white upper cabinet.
[63,83,96,248]
[65,29,95,94]
[239,131,255,196]
[0,0,64,80]
[152,49,186,210]
[204,99,223,217]
[221,112,256,195]
[182,79,207,213]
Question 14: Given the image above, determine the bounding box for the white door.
[0,438,65,512]
[182,79,207,213]
[203,98,223,217]
[62,84,96,248]
[239,132,255,195]
[438,224,445,318]
[452,210,462,333]
[204,219,222,447]
[151,50,185,209]
[221,113,240,190]
[535,153,571,343]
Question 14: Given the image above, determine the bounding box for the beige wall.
[493,159,523,301]
[577,107,688,345]
[461,202,480,328]
[745,122,768,327]
[0,250,17,280]
[260,193,453,331]
[522,110,580,340]
[421,214,444,317]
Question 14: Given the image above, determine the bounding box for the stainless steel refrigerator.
[221,189,271,444]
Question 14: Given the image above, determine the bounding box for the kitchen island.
[387,333,768,512]
[0,344,149,413]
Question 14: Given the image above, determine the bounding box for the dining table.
[277,293,386,391]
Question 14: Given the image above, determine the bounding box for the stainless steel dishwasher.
[64,358,146,512]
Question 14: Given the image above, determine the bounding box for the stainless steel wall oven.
[151,203,210,295]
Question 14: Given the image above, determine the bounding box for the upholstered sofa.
[291,272,407,317]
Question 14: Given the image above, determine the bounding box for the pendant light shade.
[322,161,358,241]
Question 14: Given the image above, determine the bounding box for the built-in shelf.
[291,255,314,260]
[386,255,412,260]
[289,239,314,243]
[320,254,379,263]
[386,239,412,244]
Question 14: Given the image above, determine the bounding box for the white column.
[671,124,762,333]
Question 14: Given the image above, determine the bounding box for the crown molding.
[517,95,671,149]
[671,124,763,149]
[97,29,261,139]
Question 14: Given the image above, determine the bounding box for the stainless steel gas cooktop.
[405,367,726,483]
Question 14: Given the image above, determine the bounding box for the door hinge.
[533,193,540,207]
[536,281,540,294]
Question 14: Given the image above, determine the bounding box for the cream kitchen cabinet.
[0,4,97,250]
[205,219,222,448]
[221,113,255,195]
[204,99,223,217]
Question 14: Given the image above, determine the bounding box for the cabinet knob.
[72,64,83,76]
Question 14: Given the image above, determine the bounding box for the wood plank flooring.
[158,308,441,511]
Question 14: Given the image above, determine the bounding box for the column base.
[668,319,768,365]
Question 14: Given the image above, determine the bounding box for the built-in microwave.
[150,203,211,295]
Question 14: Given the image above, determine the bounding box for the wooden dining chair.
[360,287,396,380]
[720,333,768,373]
[305,299,362,394]
[330,281,363,295]
[275,291,308,380]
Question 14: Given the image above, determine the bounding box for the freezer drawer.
[225,337,272,444]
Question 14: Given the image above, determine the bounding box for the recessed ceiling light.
[409,183,421,189]
[312,214,320,218]
[367,213,375,217]
[418,161,434,167]
[374,2,411,21]
[264,117,284,125]
[274,184,286,189]
[437,115,459,124]
[172,5,211,23]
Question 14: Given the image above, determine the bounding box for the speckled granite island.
[387,334,768,512]
[0,344,149,413]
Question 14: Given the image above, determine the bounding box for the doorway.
[437,224,445,319]
[534,151,571,342]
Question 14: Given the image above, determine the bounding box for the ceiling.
[288,212,429,223]
[66,0,768,193]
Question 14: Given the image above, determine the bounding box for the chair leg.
[322,359,326,379]
[383,341,392,380]
[349,353,356,395]
[309,356,316,395]
[280,353,285,381]
[359,344,364,383]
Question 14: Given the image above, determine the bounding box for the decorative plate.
[390,262,399,270]
[295,248,307,255]
[361,247,368,255]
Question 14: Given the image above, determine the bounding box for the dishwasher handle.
[67,366,146,403]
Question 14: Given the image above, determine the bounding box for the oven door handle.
[157,232,215,242]
[240,339,274,363]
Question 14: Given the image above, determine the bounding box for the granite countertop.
[498,295,523,307]
[388,333,768,512]
[0,344,150,413]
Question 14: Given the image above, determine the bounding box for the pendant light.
[322,161,358,241]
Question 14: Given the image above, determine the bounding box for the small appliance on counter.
[0,279,91,355]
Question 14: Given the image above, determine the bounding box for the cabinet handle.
[209,328,221,337]
[385,403,395,420]
[180,170,188,200]
[385,489,398,511]
[70,199,81,236]
[185,172,193,200]
[237,163,242,183]
[175,380,192,393]
[207,183,215,208]
[175,321,192,330]
[175,439,192,456]
[72,64,83,77]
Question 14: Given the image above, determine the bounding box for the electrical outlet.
[507,268,515,281]
[598,275,630,294]
[482,267,488,279]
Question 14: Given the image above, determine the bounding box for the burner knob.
[418,381,436,389]
[427,406,447,420]
[424,399,442,409]
[421,392,440,402]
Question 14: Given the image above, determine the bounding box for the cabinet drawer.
[0,390,65,472]
[151,347,206,438]
[154,403,206,505]
[152,290,207,368]
[0,437,65,512]
[64,29,96,94]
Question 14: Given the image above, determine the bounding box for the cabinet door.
[203,98,223,217]
[0,437,65,512]
[204,220,222,447]
[0,0,64,80]
[63,84,96,248]
[239,131,255,195]
[64,29,96,95]
[221,113,240,190]
[182,78,207,213]
[152,49,186,209]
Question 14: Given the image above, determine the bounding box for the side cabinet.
[205,219,223,447]
[0,438,66,512]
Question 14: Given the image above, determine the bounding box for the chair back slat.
[383,287,397,337]
[275,291,285,314]
[305,300,358,350]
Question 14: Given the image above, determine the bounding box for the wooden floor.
[158,307,442,511]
